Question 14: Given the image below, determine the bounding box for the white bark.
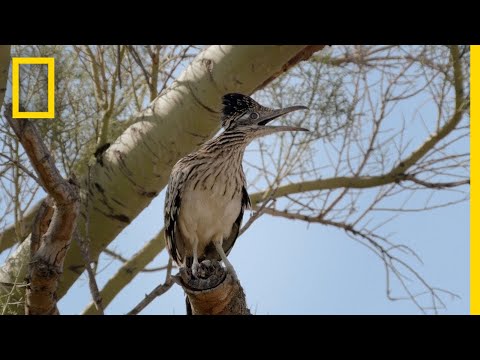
[0,45,322,310]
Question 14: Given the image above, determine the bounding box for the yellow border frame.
[11,57,55,118]
[472,46,479,315]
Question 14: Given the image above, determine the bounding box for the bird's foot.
[191,259,214,278]
[179,260,226,291]
[191,260,200,278]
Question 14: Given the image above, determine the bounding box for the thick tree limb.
[4,104,80,315]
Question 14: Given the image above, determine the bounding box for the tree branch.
[127,276,174,315]
[176,261,250,315]
[75,230,104,314]
[103,248,171,272]
[254,45,327,92]
[403,175,469,189]
[4,104,80,315]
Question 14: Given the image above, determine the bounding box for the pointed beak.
[256,105,310,132]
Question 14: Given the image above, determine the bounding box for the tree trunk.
[0,45,326,313]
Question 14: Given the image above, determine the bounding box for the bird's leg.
[192,236,200,278]
[213,241,238,281]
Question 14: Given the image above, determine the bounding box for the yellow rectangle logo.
[11,57,55,118]
[472,45,478,315]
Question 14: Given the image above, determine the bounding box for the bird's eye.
[250,112,259,120]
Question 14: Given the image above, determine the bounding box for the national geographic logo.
[11,57,55,118]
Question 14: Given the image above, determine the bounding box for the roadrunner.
[164,93,308,279]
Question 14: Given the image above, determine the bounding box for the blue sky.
[1,46,470,315]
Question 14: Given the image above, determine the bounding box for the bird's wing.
[164,167,186,265]
[224,186,251,256]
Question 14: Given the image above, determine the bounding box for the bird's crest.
[221,93,260,129]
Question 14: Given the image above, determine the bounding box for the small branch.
[77,164,104,314]
[0,281,28,288]
[404,175,469,189]
[127,46,152,91]
[103,247,173,272]
[103,248,129,263]
[75,231,104,314]
[239,197,271,236]
[127,276,174,315]
[141,265,170,273]
[0,153,41,184]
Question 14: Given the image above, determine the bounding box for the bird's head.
[221,93,309,136]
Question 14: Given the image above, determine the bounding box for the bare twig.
[75,230,104,314]
[76,164,104,314]
[0,153,41,184]
[127,276,174,315]
[103,247,174,273]
[404,174,469,189]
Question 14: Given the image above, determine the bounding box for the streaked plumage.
[164,93,308,278]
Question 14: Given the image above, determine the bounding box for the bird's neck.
[201,130,250,172]
[204,130,249,154]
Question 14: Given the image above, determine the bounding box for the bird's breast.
[178,175,243,246]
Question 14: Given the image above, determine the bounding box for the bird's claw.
[189,259,237,280]
[191,261,200,278]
